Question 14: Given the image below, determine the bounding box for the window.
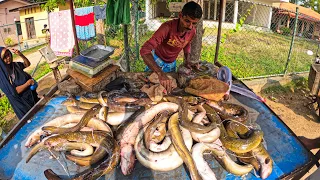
[16,21,22,35]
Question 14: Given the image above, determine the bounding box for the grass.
[261,77,308,95]
[130,28,317,78]
[0,97,13,130]
[12,44,47,60]
[201,29,318,78]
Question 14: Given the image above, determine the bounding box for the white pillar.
[233,0,238,24]
[222,0,226,22]
[214,0,217,20]
[146,0,151,21]
[267,7,272,29]
[252,5,257,25]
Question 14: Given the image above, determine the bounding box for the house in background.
[273,2,320,40]
[0,0,31,46]
[144,0,289,31]
[9,2,70,48]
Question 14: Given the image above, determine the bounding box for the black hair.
[182,1,202,19]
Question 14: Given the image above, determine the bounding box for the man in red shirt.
[140,1,202,93]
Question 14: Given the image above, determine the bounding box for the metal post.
[15,21,21,51]
[124,24,130,72]
[214,0,225,64]
[135,0,139,62]
[69,0,79,55]
[284,7,299,75]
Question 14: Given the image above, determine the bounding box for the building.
[144,0,289,31]
[9,2,70,47]
[0,0,31,46]
[273,2,320,40]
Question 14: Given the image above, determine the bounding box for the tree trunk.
[190,17,204,63]
[190,0,204,63]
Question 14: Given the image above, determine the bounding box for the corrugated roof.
[278,2,320,21]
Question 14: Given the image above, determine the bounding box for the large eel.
[204,104,263,153]
[168,112,202,180]
[44,134,120,180]
[191,105,220,143]
[207,100,249,123]
[135,125,193,171]
[26,131,113,165]
[192,140,253,180]
[25,114,112,147]
[172,97,217,133]
[62,97,98,109]
[42,104,102,134]
[119,102,179,175]
[143,111,169,149]
[225,121,273,179]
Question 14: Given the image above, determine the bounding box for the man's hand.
[158,73,173,94]
[185,61,200,70]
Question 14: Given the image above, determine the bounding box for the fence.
[2,0,319,79]
[129,0,320,79]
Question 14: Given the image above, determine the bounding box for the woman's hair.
[0,48,9,60]
[182,1,203,19]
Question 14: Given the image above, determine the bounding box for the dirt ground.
[259,86,320,179]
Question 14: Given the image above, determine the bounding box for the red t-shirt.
[140,19,196,63]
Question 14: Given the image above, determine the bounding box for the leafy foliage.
[33,0,106,12]
[221,4,254,43]
[0,96,13,129]
[4,37,14,47]
[288,0,320,13]
[280,27,291,36]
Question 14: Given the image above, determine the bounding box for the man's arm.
[141,54,172,92]
[140,23,173,92]
[11,48,31,67]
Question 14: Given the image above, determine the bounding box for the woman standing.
[0,47,39,119]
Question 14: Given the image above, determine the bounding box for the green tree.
[299,0,320,13]
[31,0,106,12]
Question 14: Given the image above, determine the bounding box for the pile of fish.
[25,77,273,180]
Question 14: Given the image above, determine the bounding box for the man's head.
[179,1,202,32]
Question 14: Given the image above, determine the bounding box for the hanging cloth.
[94,4,107,20]
[75,6,95,40]
[49,10,75,57]
[107,0,131,25]
[0,47,38,119]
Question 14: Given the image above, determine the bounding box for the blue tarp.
[0,90,313,179]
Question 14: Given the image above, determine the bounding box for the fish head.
[260,156,273,179]
[120,145,135,175]
[61,98,77,106]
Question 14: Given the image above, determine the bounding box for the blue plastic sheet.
[0,92,313,179]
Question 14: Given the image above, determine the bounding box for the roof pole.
[69,0,79,55]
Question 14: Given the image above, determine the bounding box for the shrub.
[280,27,291,36]
[4,37,14,47]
